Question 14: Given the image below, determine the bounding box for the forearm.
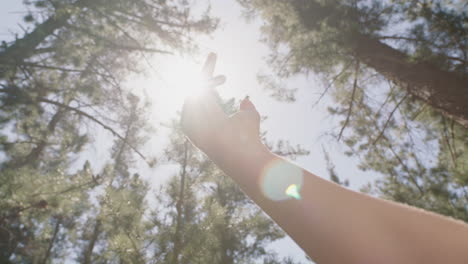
[210,144,468,264]
[181,53,468,263]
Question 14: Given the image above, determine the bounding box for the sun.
[148,56,206,117]
[161,57,205,98]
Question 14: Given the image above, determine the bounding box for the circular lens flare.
[260,160,304,201]
[285,184,302,200]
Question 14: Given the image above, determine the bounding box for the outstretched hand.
[181,53,262,157]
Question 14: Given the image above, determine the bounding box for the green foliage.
[239,0,468,223]
[0,0,218,262]
[143,108,298,263]
[0,1,308,262]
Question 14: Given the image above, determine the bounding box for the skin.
[181,53,468,264]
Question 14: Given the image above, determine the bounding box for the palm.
[181,53,260,155]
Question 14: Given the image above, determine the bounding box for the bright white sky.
[1,0,380,262]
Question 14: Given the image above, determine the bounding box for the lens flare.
[260,160,304,201]
[285,184,301,200]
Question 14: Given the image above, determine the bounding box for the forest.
[0,0,466,263]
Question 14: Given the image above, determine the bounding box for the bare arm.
[181,53,468,264]
[210,143,468,263]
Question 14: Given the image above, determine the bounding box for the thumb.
[240,95,258,112]
[232,97,261,133]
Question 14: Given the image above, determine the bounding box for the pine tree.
[0,0,217,262]
[0,161,94,262]
[144,121,282,263]
[238,0,467,222]
[1,0,216,167]
[75,95,151,263]
[239,0,467,127]
[145,99,309,263]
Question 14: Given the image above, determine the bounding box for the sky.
[0,0,380,262]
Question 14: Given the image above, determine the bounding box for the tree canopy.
[238,0,467,222]
[1,0,466,263]
[0,1,312,262]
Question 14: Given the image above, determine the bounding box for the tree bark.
[292,0,468,128]
[41,217,62,264]
[0,0,91,78]
[10,108,65,169]
[83,219,101,264]
[171,141,189,264]
[0,14,70,66]
[353,34,468,128]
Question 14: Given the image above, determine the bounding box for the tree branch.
[338,61,359,141]
[312,62,352,109]
[0,0,91,76]
[31,178,98,198]
[0,87,148,163]
[172,140,189,264]
[41,217,62,264]
[91,9,162,74]
[377,36,468,64]
[37,97,148,162]
[16,62,85,73]
[376,35,421,42]
[372,93,408,146]
[442,117,457,168]
[67,25,173,55]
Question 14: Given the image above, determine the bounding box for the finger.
[181,92,227,135]
[201,52,217,79]
[180,99,195,132]
[185,88,227,122]
[205,75,226,88]
[184,88,225,118]
[205,91,230,119]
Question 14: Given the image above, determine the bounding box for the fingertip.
[202,53,218,78]
[208,75,226,87]
[239,97,260,120]
[205,53,217,68]
[208,52,217,61]
[217,75,226,84]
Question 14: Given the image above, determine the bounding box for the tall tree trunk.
[353,34,468,128]
[220,229,234,264]
[0,14,70,70]
[0,0,91,77]
[11,108,65,168]
[171,141,189,264]
[81,124,131,264]
[41,217,62,264]
[216,185,234,264]
[292,0,468,128]
[83,219,101,264]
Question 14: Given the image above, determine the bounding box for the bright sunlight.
[3,0,467,263]
[148,56,208,116]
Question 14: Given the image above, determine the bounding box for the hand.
[181,53,262,157]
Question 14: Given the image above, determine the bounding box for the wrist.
[209,136,269,164]
[209,139,274,185]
